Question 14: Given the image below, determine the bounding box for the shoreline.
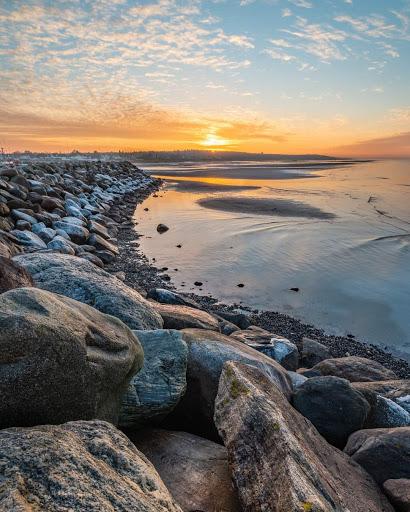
[106,182,410,379]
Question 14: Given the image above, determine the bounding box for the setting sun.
[200,133,231,148]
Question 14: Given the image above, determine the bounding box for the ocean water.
[134,159,410,360]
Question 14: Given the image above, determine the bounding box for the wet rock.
[120,330,187,428]
[166,328,292,439]
[14,252,163,330]
[0,256,34,293]
[151,302,220,331]
[292,376,371,448]
[130,429,240,512]
[383,479,410,512]
[0,287,143,428]
[302,337,332,367]
[214,361,393,512]
[0,420,182,512]
[312,356,397,382]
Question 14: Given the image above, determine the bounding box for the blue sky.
[0,0,409,155]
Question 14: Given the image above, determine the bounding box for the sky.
[0,0,409,157]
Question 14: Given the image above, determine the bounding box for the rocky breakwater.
[0,158,409,511]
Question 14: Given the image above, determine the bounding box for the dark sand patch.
[197,196,336,219]
[165,179,260,193]
[152,167,320,180]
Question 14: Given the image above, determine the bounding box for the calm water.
[134,159,410,360]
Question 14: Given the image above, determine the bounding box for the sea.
[134,159,410,360]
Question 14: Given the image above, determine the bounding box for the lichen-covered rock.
[0,287,143,428]
[214,361,394,512]
[312,356,397,382]
[151,302,220,331]
[292,376,370,448]
[166,328,292,439]
[0,420,182,512]
[13,252,163,330]
[120,330,188,428]
[130,429,241,512]
[345,427,410,484]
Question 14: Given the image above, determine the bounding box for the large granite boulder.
[292,376,370,447]
[151,302,219,331]
[0,256,34,293]
[166,328,292,439]
[130,429,240,512]
[359,392,410,429]
[383,479,410,512]
[120,330,188,429]
[312,356,397,382]
[214,361,394,512]
[0,420,182,511]
[13,252,163,330]
[0,287,143,428]
[345,427,410,484]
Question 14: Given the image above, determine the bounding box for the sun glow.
[200,133,231,148]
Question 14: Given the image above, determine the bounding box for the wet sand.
[197,196,336,219]
[165,180,260,193]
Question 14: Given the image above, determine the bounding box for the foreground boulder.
[345,427,410,484]
[292,376,370,448]
[151,302,219,331]
[166,329,292,439]
[312,356,397,382]
[120,330,188,429]
[382,479,410,512]
[14,252,163,330]
[0,287,143,428]
[0,420,182,511]
[130,429,240,512]
[0,256,33,293]
[214,361,393,512]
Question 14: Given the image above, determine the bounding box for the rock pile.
[0,158,409,511]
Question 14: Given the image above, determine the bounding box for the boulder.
[120,330,188,428]
[166,328,292,439]
[214,361,394,512]
[0,287,143,428]
[345,427,410,484]
[10,229,47,250]
[359,392,410,429]
[146,288,200,309]
[215,310,251,329]
[88,232,119,255]
[288,370,308,389]
[0,256,34,293]
[0,420,182,511]
[157,223,169,233]
[13,253,163,330]
[301,337,331,367]
[130,429,240,512]
[47,235,76,255]
[353,380,410,414]
[383,479,410,512]
[53,220,89,244]
[230,328,299,370]
[312,356,397,382]
[292,376,371,447]
[152,302,219,331]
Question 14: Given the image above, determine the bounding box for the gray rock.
[14,252,163,330]
[152,302,220,331]
[345,427,410,484]
[157,223,169,233]
[214,361,393,512]
[32,222,56,243]
[10,229,47,250]
[0,420,182,512]
[47,235,76,255]
[130,429,240,512]
[312,356,397,382]
[0,256,34,293]
[361,393,410,429]
[383,479,410,512]
[0,287,143,428]
[88,219,110,239]
[11,209,37,225]
[147,288,200,309]
[120,330,187,428]
[53,220,89,244]
[292,376,371,448]
[302,337,331,367]
[352,381,410,414]
[288,370,308,389]
[166,328,292,439]
[88,232,119,255]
